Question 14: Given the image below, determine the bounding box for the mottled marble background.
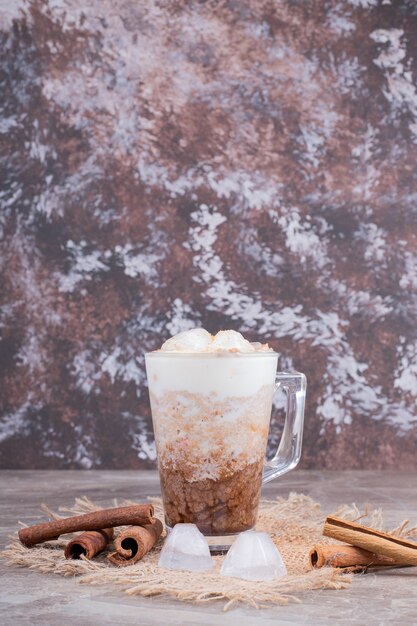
[1,0,417,470]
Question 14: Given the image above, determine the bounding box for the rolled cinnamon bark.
[19,504,154,547]
[107,518,163,566]
[64,528,114,560]
[310,543,400,569]
[323,516,417,566]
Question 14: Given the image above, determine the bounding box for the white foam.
[159,328,271,354]
[210,330,254,353]
[160,328,212,352]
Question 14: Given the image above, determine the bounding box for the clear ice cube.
[220,530,287,581]
[158,523,213,572]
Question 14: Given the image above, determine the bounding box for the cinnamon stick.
[310,543,401,569]
[323,516,417,566]
[64,528,114,560]
[19,504,154,547]
[107,518,163,566]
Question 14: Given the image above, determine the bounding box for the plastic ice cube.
[158,523,213,572]
[220,530,287,581]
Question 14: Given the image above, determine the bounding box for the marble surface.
[1,470,417,625]
[1,1,417,471]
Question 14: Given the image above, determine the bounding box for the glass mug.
[145,351,306,550]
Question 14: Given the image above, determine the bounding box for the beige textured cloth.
[2,494,414,610]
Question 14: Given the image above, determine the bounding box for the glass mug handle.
[263,371,307,484]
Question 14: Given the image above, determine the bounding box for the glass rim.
[145,351,278,358]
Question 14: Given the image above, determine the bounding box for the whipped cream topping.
[159,328,272,353]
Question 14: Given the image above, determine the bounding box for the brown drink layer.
[159,458,264,535]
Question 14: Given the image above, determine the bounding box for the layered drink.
[145,329,278,543]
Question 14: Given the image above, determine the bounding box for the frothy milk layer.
[151,327,276,396]
[145,352,278,397]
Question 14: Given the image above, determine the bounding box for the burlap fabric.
[2,493,414,610]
